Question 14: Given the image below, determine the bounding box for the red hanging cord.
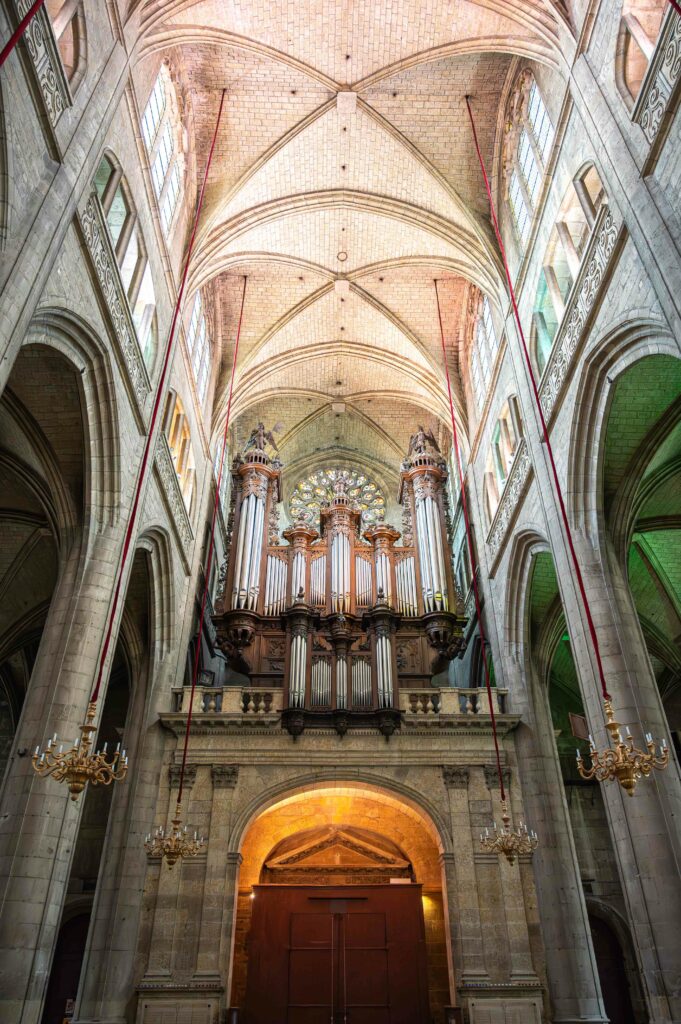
[464,95,611,703]
[434,279,506,803]
[0,0,45,68]
[89,88,227,704]
[176,274,247,807]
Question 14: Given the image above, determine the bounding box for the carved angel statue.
[408,425,440,458]
[243,421,282,454]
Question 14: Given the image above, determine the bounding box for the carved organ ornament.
[213,429,466,737]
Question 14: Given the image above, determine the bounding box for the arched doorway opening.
[599,353,681,755]
[526,550,647,1023]
[231,784,450,1024]
[588,909,639,1024]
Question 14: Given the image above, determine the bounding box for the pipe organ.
[214,429,466,737]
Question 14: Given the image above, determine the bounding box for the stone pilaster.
[442,766,489,982]
[194,766,240,978]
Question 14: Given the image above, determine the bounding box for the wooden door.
[243,884,430,1024]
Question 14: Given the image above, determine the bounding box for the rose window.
[289,469,386,531]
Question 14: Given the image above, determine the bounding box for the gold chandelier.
[480,801,538,865]
[576,699,669,796]
[144,803,205,868]
[32,702,128,799]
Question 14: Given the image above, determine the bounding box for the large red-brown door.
[243,884,430,1024]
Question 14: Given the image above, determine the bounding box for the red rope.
[668,0,681,16]
[434,280,506,803]
[177,275,247,807]
[90,89,227,703]
[464,96,611,702]
[0,0,45,69]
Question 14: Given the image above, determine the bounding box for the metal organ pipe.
[291,550,306,602]
[336,656,347,708]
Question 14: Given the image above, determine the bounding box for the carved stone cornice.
[442,765,469,788]
[154,433,194,564]
[16,0,71,128]
[79,194,152,424]
[169,763,197,789]
[483,764,512,789]
[634,8,681,144]
[211,764,239,788]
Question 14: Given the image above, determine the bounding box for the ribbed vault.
[130,0,568,516]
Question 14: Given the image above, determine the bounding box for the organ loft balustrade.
[205,426,512,738]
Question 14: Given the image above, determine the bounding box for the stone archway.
[230,783,451,1024]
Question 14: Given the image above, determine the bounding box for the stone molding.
[634,8,681,144]
[154,432,194,562]
[442,765,469,788]
[486,440,532,564]
[211,764,239,788]
[539,206,620,423]
[169,763,197,789]
[483,764,512,789]
[16,0,71,127]
[79,193,152,423]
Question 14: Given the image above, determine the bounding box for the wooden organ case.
[213,434,466,737]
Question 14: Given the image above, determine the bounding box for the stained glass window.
[289,469,386,531]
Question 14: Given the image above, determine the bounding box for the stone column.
[438,851,463,1001]
[442,767,489,982]
[0,535,132,1024]
[484,767,538,983]
[194,765,239,979]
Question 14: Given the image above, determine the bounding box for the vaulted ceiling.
[135,0,568,514]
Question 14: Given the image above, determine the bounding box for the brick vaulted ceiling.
[136,0,567,498]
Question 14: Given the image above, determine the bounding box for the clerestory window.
[503,73,555,249]
[186,293,213,405]
[141,65,184,239]
[94,153,157,370]
[469,296,500,412]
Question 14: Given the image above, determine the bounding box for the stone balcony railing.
[633,7,681,145]
[154,433,194,564]
[485,206,621,569]
[162,684,516,735]
[539,204,621,423]
[79,194,152,424]
[401,687,508,717]
[15,0,71,128]
[486,440,532,566]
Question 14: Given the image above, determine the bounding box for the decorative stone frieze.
[79,194,151,421]
[442,766,469,788]
[16,0,71,127]
[211,764,239,788]
[483,764,512,789]
[539,207,620,422]
[635,9,681,144]
[486,440,532,563]
[155,433,194,560]
[169,763,197,789]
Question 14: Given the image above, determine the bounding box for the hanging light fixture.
[144,802,205,869]
[480,801,539,865]
[32,702,128,800]
[576,700,669,796]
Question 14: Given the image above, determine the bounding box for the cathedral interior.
[0,0,680,1022]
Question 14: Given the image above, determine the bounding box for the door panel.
[243,885,430,1024]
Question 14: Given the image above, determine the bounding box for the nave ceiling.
[133,0,567,505]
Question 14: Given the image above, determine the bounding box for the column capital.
[483,763,511,789]
[211,764,239,788]
[442,765,469,788]
[169,763,197,789]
